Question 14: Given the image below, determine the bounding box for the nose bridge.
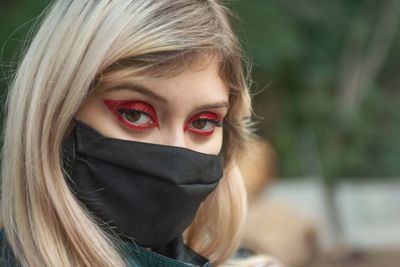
[161,124,186,148]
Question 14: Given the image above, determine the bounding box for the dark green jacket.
[0,230,211,267]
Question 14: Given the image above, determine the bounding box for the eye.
[185,112,223,136]
[117,108,154,126]
[103,99,159,130]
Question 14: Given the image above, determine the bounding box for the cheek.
[189,129,224,155]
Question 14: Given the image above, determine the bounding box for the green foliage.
[228,0,400,180]
[0,1,399,180]
[0,0,51,93]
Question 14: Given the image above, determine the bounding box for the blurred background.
[0,1,399,267]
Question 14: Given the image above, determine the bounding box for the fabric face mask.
[62,120,223,247]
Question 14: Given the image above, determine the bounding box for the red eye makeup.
[103,99,159,130]
[184,112,224,136]
[104,99,224,136]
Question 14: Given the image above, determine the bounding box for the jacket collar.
[121,235,211,267]
[0,230,211,267]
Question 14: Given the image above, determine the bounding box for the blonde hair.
[0,1,253,266]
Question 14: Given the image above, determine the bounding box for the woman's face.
[75,59,229,155]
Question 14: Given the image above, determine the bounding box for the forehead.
[98,50,224,81]
[100,58,229,105]
[141,59,227,98]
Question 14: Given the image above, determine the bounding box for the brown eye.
[119,109,153,125]
[116,108,155,128]
[124,110,142,123]
[185,112,224,136]
[191,119,208,130]
[104,99,159,130]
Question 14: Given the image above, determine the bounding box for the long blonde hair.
[0,1,253,266]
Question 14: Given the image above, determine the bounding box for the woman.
[0,0,253,266]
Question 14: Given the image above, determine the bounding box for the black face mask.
[62,120,223,247]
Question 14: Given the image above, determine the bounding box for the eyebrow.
[105,83,168,103]
[195,101,229,111]
[105,83,229,111]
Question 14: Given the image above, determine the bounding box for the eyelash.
[184,112,224,136]
[103,99,224,136]
[103,100,159,130]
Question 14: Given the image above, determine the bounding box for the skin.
[75,59,229,155]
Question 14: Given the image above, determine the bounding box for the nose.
[160,126,186,148]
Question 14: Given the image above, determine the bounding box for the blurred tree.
[0,0,51,100]
[228,0,400,180]
[1,0,399,180]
